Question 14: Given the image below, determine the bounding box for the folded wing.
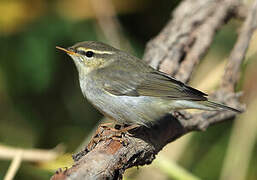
[97,64,207,101]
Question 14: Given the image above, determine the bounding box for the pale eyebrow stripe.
[77,47,114,55]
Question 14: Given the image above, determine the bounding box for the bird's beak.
[56,46,76,55]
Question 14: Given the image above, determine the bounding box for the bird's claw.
[73,123,140,161]
[87,123,139,151]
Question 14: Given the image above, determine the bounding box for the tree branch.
[222,0,257,91]
[144,0,241,82]
[51,0,256,179]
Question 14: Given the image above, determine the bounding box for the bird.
[56,41,240,128]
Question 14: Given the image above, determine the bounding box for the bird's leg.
[172,111,188,120]
[98,122,114,129]
[102,123,141,136]
[115,124,141,134]
[103,124,141,146]
[96,122,124,132]
[97,123,140,135]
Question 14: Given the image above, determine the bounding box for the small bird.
[56,41,240,127]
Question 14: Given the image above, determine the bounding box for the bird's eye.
[85,51,94,58]
[77,49,94,58]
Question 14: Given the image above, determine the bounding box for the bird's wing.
[97,65,208,101]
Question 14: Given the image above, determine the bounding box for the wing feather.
[97,66,207,101]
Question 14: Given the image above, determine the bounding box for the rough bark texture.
[51,0,257,179]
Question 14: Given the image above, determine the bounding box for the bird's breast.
[79,77,170,126]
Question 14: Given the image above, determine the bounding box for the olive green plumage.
[57,41,240,126]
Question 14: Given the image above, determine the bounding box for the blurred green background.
[0,0,257,180]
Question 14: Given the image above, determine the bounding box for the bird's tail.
[198,100,241,113]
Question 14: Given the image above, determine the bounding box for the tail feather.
[199,100,241,113]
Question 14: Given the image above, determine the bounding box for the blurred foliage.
[0,0,257,180]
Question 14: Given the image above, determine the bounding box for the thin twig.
[0,144,62,162]
[4,150,23,180]
[153,156,201,180]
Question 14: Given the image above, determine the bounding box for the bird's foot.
[86,124,140,152]
[172,111,189,120]
[55,167,68,174]
[73,124,141,161]
[114,124,141,134]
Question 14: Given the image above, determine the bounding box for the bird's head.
[56,41,118,75]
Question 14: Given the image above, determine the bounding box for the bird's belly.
[84,88,169,126]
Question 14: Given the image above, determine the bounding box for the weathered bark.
[51,0,257,179]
